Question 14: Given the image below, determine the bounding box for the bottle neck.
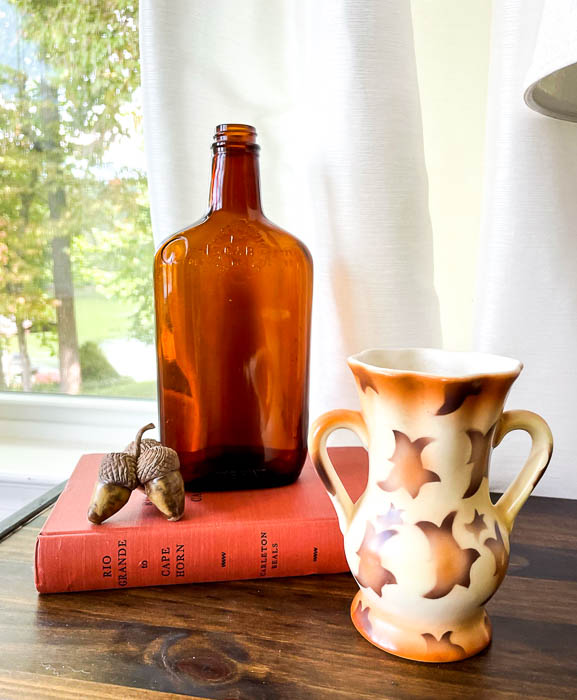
[208,149,262,216]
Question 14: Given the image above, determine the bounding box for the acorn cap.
[136,444,180,485]
[99,452,139,491]
[125,438,162,458]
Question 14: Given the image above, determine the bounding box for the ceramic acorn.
[308,348,553,663]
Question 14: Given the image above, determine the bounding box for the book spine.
[34,518,348,593]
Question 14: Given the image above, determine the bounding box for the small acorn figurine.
[87,423,185,524]
[133,424,185,522]
[87,451,138,524]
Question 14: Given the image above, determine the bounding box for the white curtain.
[140,0,574,498]
[140,0,441,423]
[476,0,577,498]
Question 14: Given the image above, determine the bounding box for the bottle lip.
[212,123,259,151]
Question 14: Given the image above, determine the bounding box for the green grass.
[31,378,157,399]
[6,291,156,399]
[75,293,134,344]
[84,379,156,398]
[7,292,134,364]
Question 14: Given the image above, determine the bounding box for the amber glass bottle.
[154,124,313,489]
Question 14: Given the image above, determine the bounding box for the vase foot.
[350,591,492,663]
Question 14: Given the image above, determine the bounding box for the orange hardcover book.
[35,447,367,593]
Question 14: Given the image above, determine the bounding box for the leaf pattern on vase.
[464,509,487,540]
[355,522,397,596]
[354,365,380,394]
[463,425,495,498]
[484,522,508,583]
[378,430,438,499]
[416,511,480,599]
[353,600,373,637]
[422,631,465,657]
[435,379,483,415]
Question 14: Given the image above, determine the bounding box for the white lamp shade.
[524,0,577,121]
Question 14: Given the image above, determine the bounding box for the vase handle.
[308,409,369,533]
[493,409,553,530]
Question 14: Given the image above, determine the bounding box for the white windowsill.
[0,392,159,483]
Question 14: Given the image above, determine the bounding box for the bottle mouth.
[212,124,259,151]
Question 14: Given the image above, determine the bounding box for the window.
[0,0,155,400]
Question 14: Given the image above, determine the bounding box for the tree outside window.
[0,0,155,399]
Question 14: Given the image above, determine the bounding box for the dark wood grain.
[0,494,576,700]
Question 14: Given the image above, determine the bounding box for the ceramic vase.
[308,348,553,662]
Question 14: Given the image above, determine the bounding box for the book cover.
[35,447,367,593]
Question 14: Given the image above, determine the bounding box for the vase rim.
[348,347,522,380]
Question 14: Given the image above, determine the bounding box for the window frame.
[0,392,158,481]
[0,391,157,441]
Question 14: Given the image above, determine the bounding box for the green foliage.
[13,0,141,161]
[0,0,155,393]
[79,340,119,382]
[0,216,55,329]
[72,177,155,343]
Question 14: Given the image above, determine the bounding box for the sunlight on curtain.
[140,0,441,421]
[475,0,577,497]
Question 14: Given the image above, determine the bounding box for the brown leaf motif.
[354,366,379,394]
[378,430,438,499]
[355,522,397,596]
[353,600,373,637]
[436,379,483,415]
[484,522,508,585]
[416,511,480,599]
[464,509,487,540]
[422,631,465,657]
[463,426,495,499]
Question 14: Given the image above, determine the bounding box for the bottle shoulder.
[258,215,313,264]
[154,214,209,258]
[155,213,312,268]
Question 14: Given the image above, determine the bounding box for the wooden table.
[0,495,576,699]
